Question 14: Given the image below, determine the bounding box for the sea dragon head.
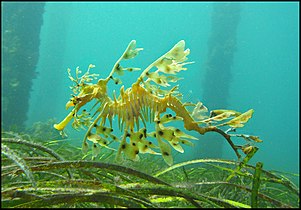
[53,65,109,131]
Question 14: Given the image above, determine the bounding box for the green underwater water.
[2,2,299,208]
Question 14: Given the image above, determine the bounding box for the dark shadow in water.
[2,2,45,131]
[200,3,241,158]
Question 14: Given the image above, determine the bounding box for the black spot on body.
[158,130,164,136]
[163,152,169,156]
[121,144,126,149]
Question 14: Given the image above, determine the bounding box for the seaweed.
[1,132,299,208]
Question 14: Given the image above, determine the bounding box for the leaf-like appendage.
[226,109,254,128]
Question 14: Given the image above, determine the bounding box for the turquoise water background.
[26,2,299,175]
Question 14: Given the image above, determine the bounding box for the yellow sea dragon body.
[54,40,262,165]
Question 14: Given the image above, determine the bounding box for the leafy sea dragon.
[54,40,262,165]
